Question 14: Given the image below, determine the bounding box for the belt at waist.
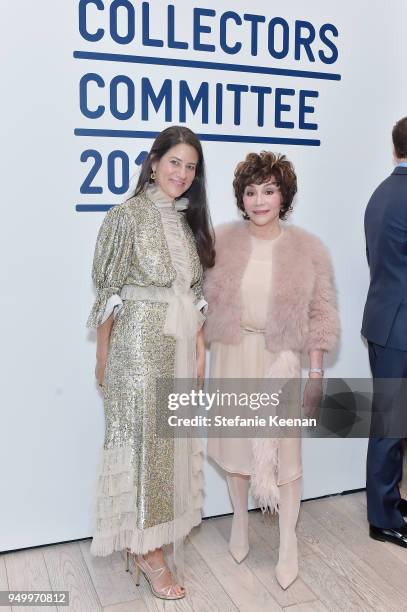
[241,325,265,334]
[120,284,203,339]
[121,284,182,302]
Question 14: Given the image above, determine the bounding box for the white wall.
[1,0,406,549]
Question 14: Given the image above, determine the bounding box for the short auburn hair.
[233,151,297,220]
[392,117,407,159]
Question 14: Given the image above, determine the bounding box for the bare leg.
[275,477,302,590]
[226,473,250,563]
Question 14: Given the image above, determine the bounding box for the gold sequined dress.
[87,185,205,557]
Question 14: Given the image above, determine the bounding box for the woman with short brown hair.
[233,151,297,220]
[204,151,339,589]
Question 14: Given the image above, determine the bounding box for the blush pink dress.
[207,232,302,485]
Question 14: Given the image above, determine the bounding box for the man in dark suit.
[362,116,407,547]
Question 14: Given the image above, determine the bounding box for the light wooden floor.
[2,491,407,612]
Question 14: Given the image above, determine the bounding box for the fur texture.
[204,222,339,511]
[204,221,340,353]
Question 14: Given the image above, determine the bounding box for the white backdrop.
[1,0,407,550]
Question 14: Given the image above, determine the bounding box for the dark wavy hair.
[393,117,407,159]
[134,126,215,269]
[233,151,297,220]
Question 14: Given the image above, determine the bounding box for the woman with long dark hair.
[87,126,214,600]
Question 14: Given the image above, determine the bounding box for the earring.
[150,170,156,181]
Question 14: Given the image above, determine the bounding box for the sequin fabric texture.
[87,190,204,555]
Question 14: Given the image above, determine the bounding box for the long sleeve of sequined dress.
[87,205,134,328]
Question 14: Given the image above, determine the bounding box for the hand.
[196,329,205,389]
[302,376,323,418]
[95,355,107,388]
[196,346,205,389]
[95,316,113,388]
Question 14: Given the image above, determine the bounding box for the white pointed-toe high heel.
[227,474,250,563]
[229,514,249,563]
[275,477,301,590]
[275,533,298,590]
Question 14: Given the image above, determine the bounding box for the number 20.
[80,150,130,195]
